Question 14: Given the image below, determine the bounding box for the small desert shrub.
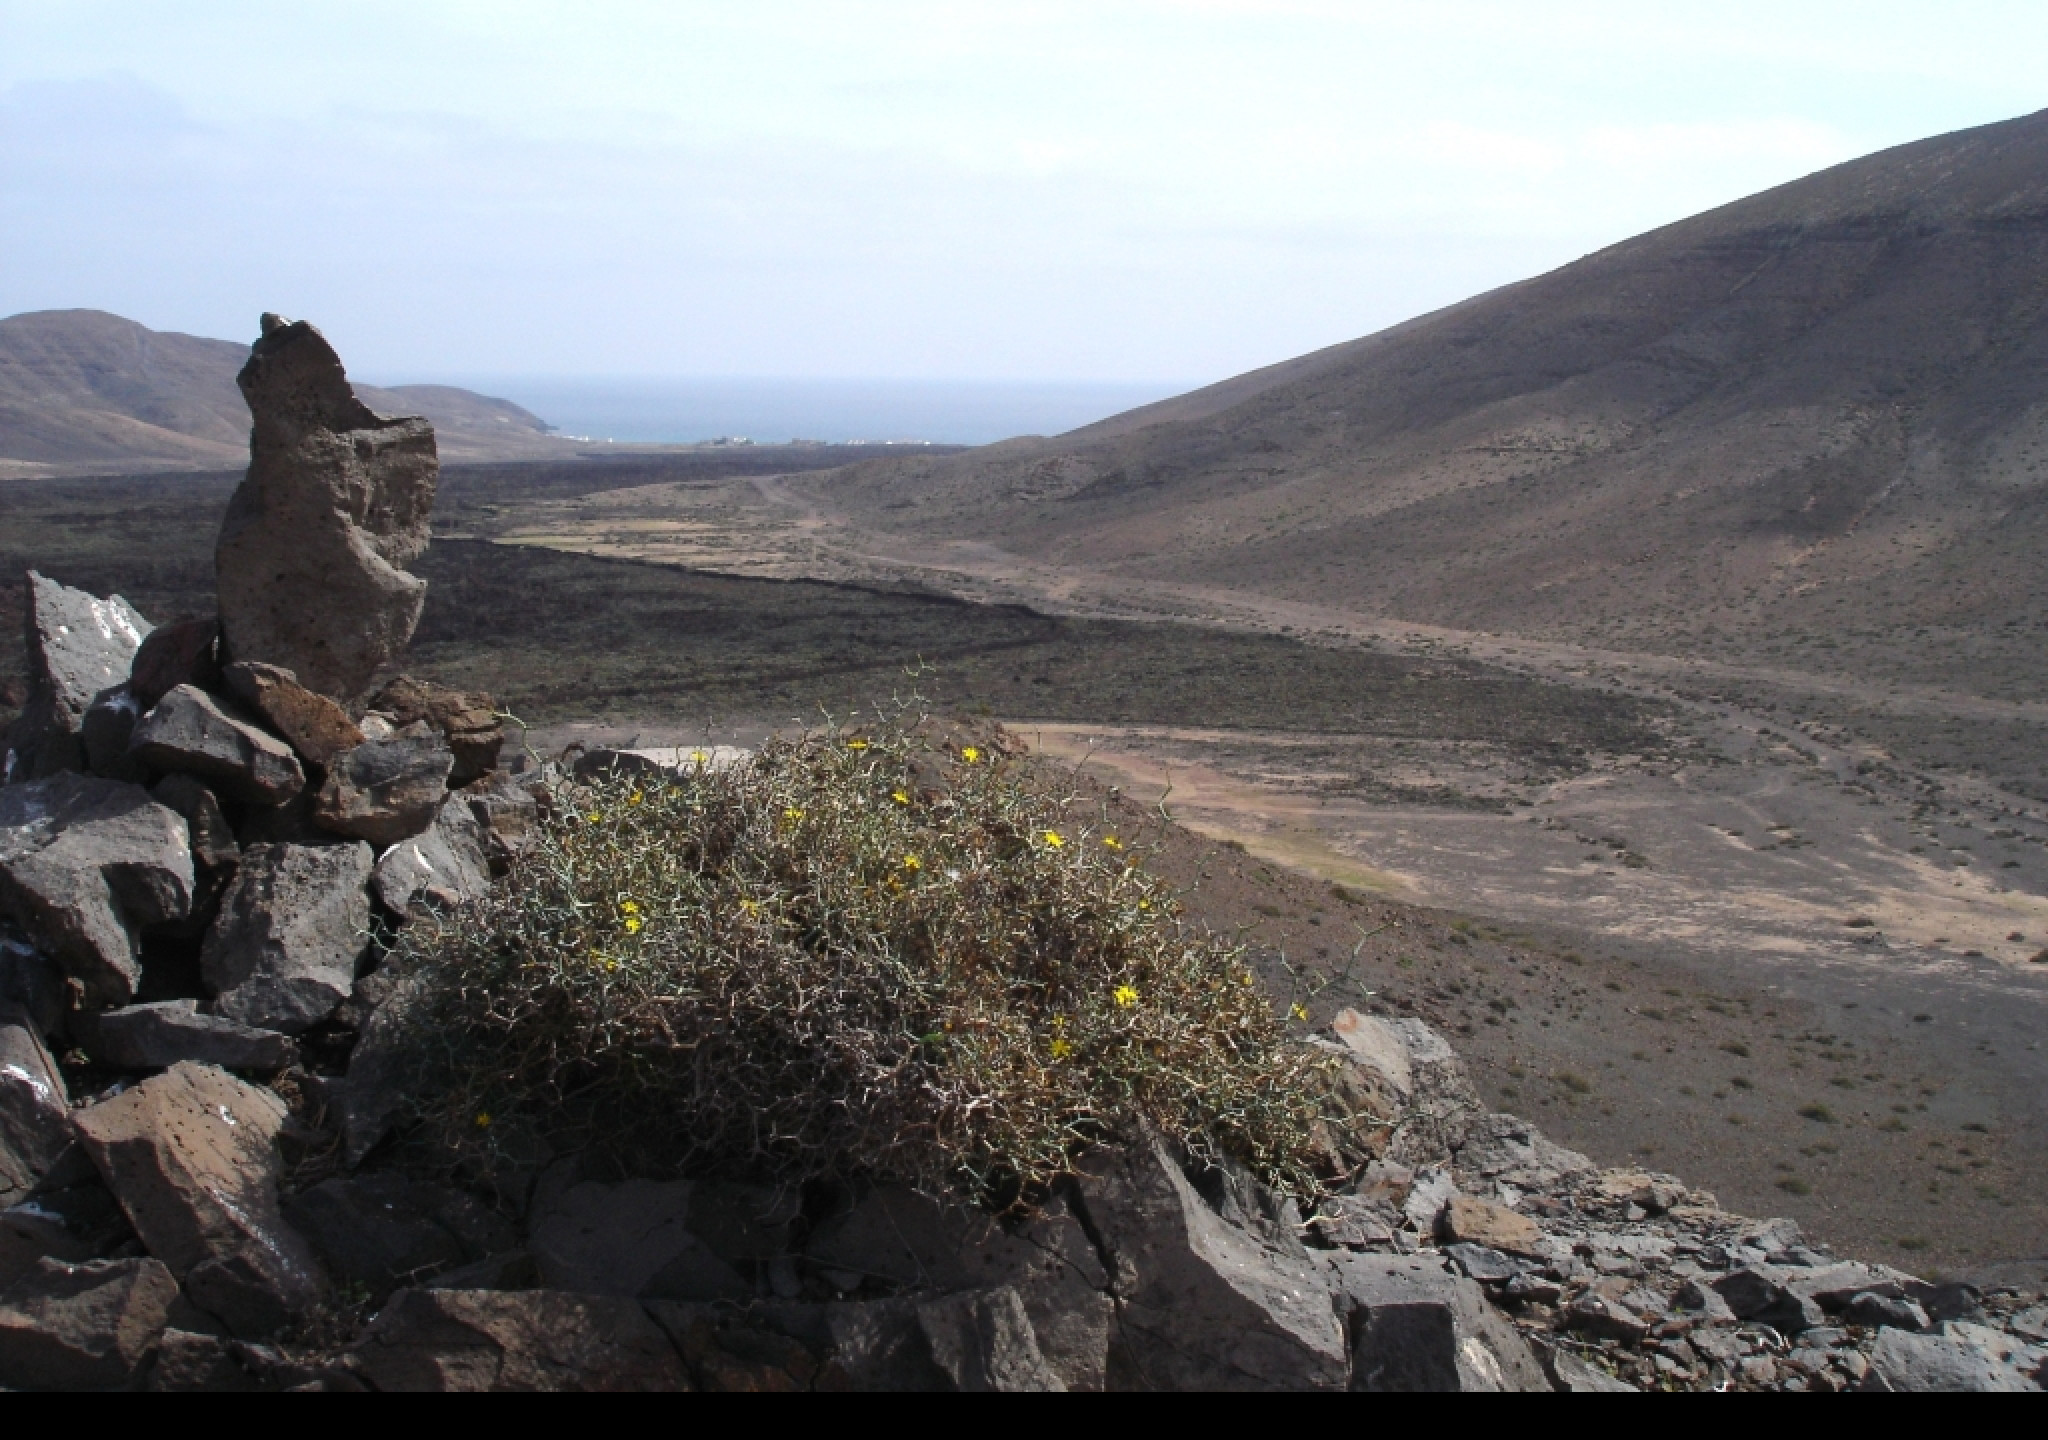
[390,719,1333,1206]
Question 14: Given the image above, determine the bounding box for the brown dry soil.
[4,458,2046,1279]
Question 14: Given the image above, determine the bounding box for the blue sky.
[3,2,2044,384]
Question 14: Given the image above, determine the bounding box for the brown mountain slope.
[804,108,2048,697]
[0,310,570,471]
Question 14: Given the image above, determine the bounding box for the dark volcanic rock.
[128,685,305,807]
[1326,1252,1547,1392]
[371,676,502,786]
[0,773,192,1007]
[315,724,453,847]
[79,685,146,783]
[285,1173,513,1301]
[0,1005,72,1207]
[350,1288,689,1392]
[214,315,436,702]
[372,796,492,916]
[2,572,152,784]
[128,618,221,711]
[1073,1131,1347,1391]
[72,1062,325,1338]
[0,1256,182,1391]
[150,774,239,876]
[201,841,372,1034]
[76,999,295,1073]
[222,661,363,771]
[465,771,542,872]
[800,1184,1110,1391]
[0,923,66,1038]
[528,1177,750,1305]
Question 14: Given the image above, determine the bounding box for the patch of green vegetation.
[1557,1071,1593,1095]
[1776,1177,1812,1196]
[1798,1103,1837,1124]
[387,716,1334,1204]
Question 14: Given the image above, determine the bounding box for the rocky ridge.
[0,319,2041,1391]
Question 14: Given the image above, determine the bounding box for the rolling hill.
[0,309,570,472]
[803,107,2048,699]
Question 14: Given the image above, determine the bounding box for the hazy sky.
[3,2,2044,384]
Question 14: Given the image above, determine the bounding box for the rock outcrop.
[3,573,152,784]
[0,774,193,1007]
[214,315,436,703]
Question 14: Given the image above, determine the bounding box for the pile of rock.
[0,316,2041,1391]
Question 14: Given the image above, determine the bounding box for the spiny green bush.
[391,718,1335,1206]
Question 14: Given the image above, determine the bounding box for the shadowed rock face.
[214,316,436,703]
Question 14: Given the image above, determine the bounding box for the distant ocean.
[439,377,1187,447]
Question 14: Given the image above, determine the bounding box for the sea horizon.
[402,375,1195,448]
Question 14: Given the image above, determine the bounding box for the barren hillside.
[802,108,2048,699]
[0,310,571,471]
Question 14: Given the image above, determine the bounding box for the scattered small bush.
[390,718,1334,1206]
[1798,1103,1837,1124]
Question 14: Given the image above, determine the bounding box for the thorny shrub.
[388,716,1337,1207]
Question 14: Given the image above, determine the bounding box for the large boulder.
[127,685,305,807]
[127,617,221,711]
[2,573,152,783]
[372,796,492,916]
[202,841,373,1034]
[74,999,295,1073]
[1327,1009,1479,1166]
[0,773,193,1007]
[649,1291,1067,1393]
[284,1173,515,1302]
[222,661,364,771]
[528,1176,752,1305]
[0,1256,182,1391]
[371,676,503,787]
[214,315,437,703]
[1325,1252,1548,1392]
[315,724,454,847]
[0,923,66,1036]
[350,1288,689,1392]
[0,1005,72,1207]
[1452,1111,1595,1193]
[71,1062,326,1337]
[1073,1132,1348,1391]
[801,1184,1112,1391]
[1860,1325,2044,1392]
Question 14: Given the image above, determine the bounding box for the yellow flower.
[1049,1037,1073,1061]
[783,807,805,824]
[1291,1003,1310,1022]
[902,854,922,872]
[892,789,911,805]
[690,750,709,765]
[1113,984,1139,1008]
[620,900,640,915]
[740,899,761,917]
[1102,835,1123,851]
[961,746,981,764]
[629,790,645,805]
[624,917,642,935]
[1042,830,1065,849]
[586,811,603,823]
[1138,900,1151,911]
[847,739,870,752]
[1241,972,1255,986]
[474,1112,492,1129]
